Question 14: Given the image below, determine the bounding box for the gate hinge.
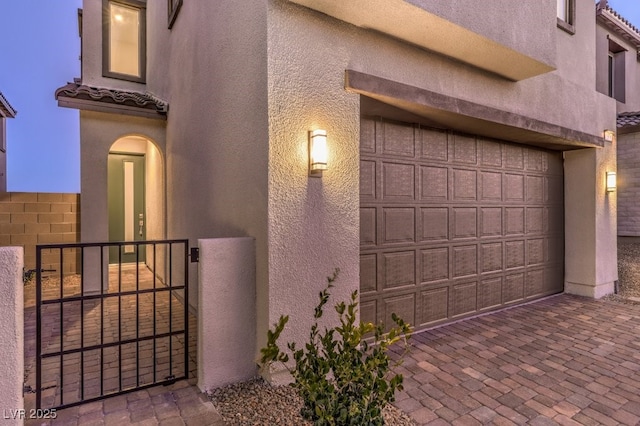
[189,247,199,263]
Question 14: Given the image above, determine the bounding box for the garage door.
[359,117,564,332]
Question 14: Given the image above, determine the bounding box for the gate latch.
[190,247,199,263]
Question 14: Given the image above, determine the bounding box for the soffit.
[346,70,604,151]
[0,92,17,118]
[288,0,555,81]
[54,82,168,120]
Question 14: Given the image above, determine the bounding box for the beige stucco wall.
[408,0,556,68]
[79,111,166,245]
[157,1,269,312]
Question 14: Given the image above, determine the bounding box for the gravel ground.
[616,240,640,299]
[208,377,415,425]
[603,240,640,307]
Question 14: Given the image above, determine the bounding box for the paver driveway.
[392,294,640,425]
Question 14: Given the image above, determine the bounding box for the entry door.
[108,153,146,264]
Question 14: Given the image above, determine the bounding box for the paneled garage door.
[359,117,564,332]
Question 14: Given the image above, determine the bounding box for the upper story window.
[557,0,575,34]
[608,38,626,103]
[103,0,146,83]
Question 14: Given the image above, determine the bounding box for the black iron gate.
[35,239,190,410]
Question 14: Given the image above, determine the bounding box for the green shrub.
[259,269,412,425]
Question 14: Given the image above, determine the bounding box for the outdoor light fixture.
[604,129,615,143]
[606,171,617,192]
[309,129,328,177]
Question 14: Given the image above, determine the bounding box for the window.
[557,0,575,34]
[608,39,626,103]
[103,0,146,83]
[168,0,182,29]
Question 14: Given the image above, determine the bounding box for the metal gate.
[35,239,190,410]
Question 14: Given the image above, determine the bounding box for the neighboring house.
[0,92,17,193]
[56,0,617,383]
[596,1,640,236]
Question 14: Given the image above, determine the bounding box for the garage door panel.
[481,242,503,273]
[420,287,449,325]
[505,145,525,170]
[360,299,378,326]
[452,133,478,165]
[504,273,525,303]
[480,207,502,237]
[383,293,416,332]
[450,281,478,317]
[452,207,477,239]
[526,150,544,171]
[361,117,377,154]
[481,139,503,167]
[526,207,544,234]
[421,247,449,283]
[505,174,525,201]
[420,166,448,200]
[420,208,449,241]
[382,162,415,200]
[383,207,415,244]
[505,240,525,269]
[527,238,544,266]
[481,171,502,201]
[381,121,416,158]
[360,160,376,199]
[360,207,377,246]
[526,175,544,202]
[360,254,377,293]
[479,277,503,310]
[360,117,564,332]
[382,251,416,289]
[453,245,478,278]
[505,207,525,235]
[420,128,448,161]
[525,269,545,297]
[452,169,478,201]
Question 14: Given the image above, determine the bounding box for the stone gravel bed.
[208,377,415,425]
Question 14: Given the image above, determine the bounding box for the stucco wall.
[159,0,269,312]
[555,0,597,88]
[408,0,556,68]
[618,132,640,236]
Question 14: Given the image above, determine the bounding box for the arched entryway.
[108,135,165,265]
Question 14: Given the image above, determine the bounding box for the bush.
[259,269,412,425]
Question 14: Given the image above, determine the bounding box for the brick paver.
[393,295,640,425]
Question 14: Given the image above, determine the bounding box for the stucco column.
[0,247,24,424]
[197,237,256,391]
[564,144,617,298]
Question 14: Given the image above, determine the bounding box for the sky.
[0,0,82,193]
[0,1,639,194]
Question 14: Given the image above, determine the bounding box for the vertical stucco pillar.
[197,238,256,392]
[564,145,617,298]
[0,247,24,424]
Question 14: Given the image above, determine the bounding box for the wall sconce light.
[309,129,328,177]
[606,171,617,192]
[604,129,615,143]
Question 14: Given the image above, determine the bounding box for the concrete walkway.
[392,294,640,425]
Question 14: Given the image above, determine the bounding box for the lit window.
[103,0,146,83]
